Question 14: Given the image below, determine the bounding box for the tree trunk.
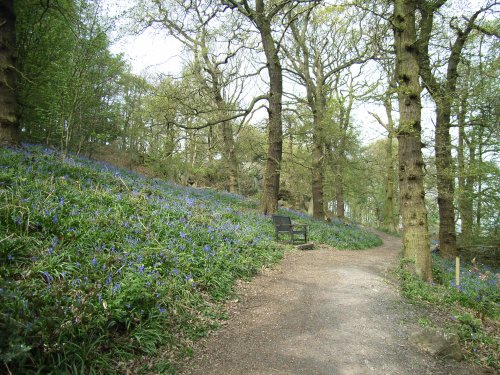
[222,120,239,193]
[0,0,19,145]
[435,103,457,258]
[457,95,474,242]
[335,170,345,219]
[258,12,283,215]
[311,102,325,219]
[383,97,397,232]
[393,0,432,281]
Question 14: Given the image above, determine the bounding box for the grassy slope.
[0,144,380,373]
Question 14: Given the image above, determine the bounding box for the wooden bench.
[272,215,308,244]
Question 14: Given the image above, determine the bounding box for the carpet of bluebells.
[0,144,380,373]
[432,254,499,320]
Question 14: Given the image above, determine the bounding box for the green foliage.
[15,0,126,154]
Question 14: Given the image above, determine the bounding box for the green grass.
[1,144,380,374]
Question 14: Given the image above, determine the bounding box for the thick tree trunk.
[0,0,19,145]
[393,0,432,281]
[258,16,283,215]
[435,104,457,258]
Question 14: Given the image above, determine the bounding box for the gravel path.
[180,232,486,375]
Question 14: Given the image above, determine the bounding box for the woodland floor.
[177,231,492,375]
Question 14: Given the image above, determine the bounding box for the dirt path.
[180,232,486,375]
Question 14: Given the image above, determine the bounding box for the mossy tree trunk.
[393,0,432,281]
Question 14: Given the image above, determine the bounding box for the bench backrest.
[272,215,292,230]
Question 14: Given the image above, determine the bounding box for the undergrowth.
[397,256,499,369]
[0,144,380,374]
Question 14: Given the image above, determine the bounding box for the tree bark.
[383,96,397,232]
[457,92,474,241]
[435,103,457,257]
[311,116,325,219]
[256,2,283,215]
[222,120,239,193]
[310,83,326,219]
[393,0,432,281]
[0,0,19,145]
[335,169,345,219]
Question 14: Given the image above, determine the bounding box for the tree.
[392,0,432,281]
[370,66,398,233]
[415,0,498,259]
[223,0,318,214]
[284,5,376,219]
[140,0,245,193]
[16,0,125,157]
[456,39,499,242]
[0,0,19,145]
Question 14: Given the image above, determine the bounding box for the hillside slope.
[0,144,380,373]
